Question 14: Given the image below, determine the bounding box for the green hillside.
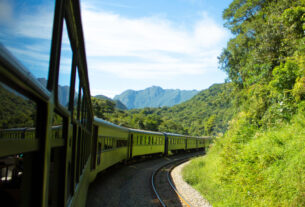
[93,83,235,136]
[156,83,236,136]
[94,94,127,110]
[183,0,305,206]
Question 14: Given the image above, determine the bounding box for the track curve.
[151,157,195,207]
[86,152,203,207]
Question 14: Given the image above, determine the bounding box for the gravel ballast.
[171,160,212,207]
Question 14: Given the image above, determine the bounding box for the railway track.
[152,155,198,207]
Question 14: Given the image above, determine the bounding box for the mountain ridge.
[114,86,199,109]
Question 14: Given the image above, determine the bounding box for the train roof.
[164,132,211,139]
[128,128,164,135]
[163,132,185,137]
[93,117,212,139]
[94,117,129,132]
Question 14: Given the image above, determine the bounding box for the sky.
[0,0,232,98]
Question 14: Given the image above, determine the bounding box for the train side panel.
[130,131,165,158]
[186,137,197,150]
[90,119,129,181]
[167,134,186,154]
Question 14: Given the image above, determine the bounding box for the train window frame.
[57,19,73,109]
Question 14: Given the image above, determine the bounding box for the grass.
[182,113,305,207]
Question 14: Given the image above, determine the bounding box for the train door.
[129,134,133,159]
[164,133,168,156]
[91,126,98,170]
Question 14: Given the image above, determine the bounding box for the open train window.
[58,20,73,109]
[77,88,83,121]
[72,67,80,119]
[51,111,64,148]
[0,83,37,141]
[0,82,39,206]
[97,143,101,165]
[0,153,25,206]
[0,0,55,86]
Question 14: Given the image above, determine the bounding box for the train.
[90,118,211,179]
[0,118,211,207]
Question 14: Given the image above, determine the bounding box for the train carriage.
[129,129,164,158]
[186,136,198,150]
[196,136,209,150]
[92,118,129,177]
[165,133,187,154]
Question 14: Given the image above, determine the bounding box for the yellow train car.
[129,129,165,158]
[165,133,187,154]
[186,136,198,150]
[91,118,129,180]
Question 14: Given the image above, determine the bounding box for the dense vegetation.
[94,94,127,110]
[92,83,235,136]
[0,84,36,129]
[183,0,305,206]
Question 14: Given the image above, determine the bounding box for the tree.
[205,115,216,135]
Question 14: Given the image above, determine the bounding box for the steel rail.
[167,162,193,207]
[151,155,196,207]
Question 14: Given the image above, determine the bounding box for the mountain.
[100,83,235,136]
[113,86,199,109]
[156,83,236,135]
[94,95,127,110]
[37,78,70,107]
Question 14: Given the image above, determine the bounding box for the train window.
[51,112,63,141]
[0,0,55,85]
[97,143,101,165]
[81,97,86,124]
[72,67,80,119]
[0,83,37,142]
[0,153,24,205]
[113,138,117,148]
[117,140,127,148]
[58,20,73,108]
[49,147,65,207]
[77,88,83,121]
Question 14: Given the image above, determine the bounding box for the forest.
[182,0,305,206]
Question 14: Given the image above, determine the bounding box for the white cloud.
[0,0,13,24]
[81,2,229,82]
[90,88,121,98]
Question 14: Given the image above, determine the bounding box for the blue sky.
[81,0,231,97]
[0,0,232,98]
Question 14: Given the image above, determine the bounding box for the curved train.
[91,118,211,178]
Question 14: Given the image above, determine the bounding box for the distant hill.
[37,78,70,107]
[156,83,236,135]
[113,86,199,109]
[94,95,127,110]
